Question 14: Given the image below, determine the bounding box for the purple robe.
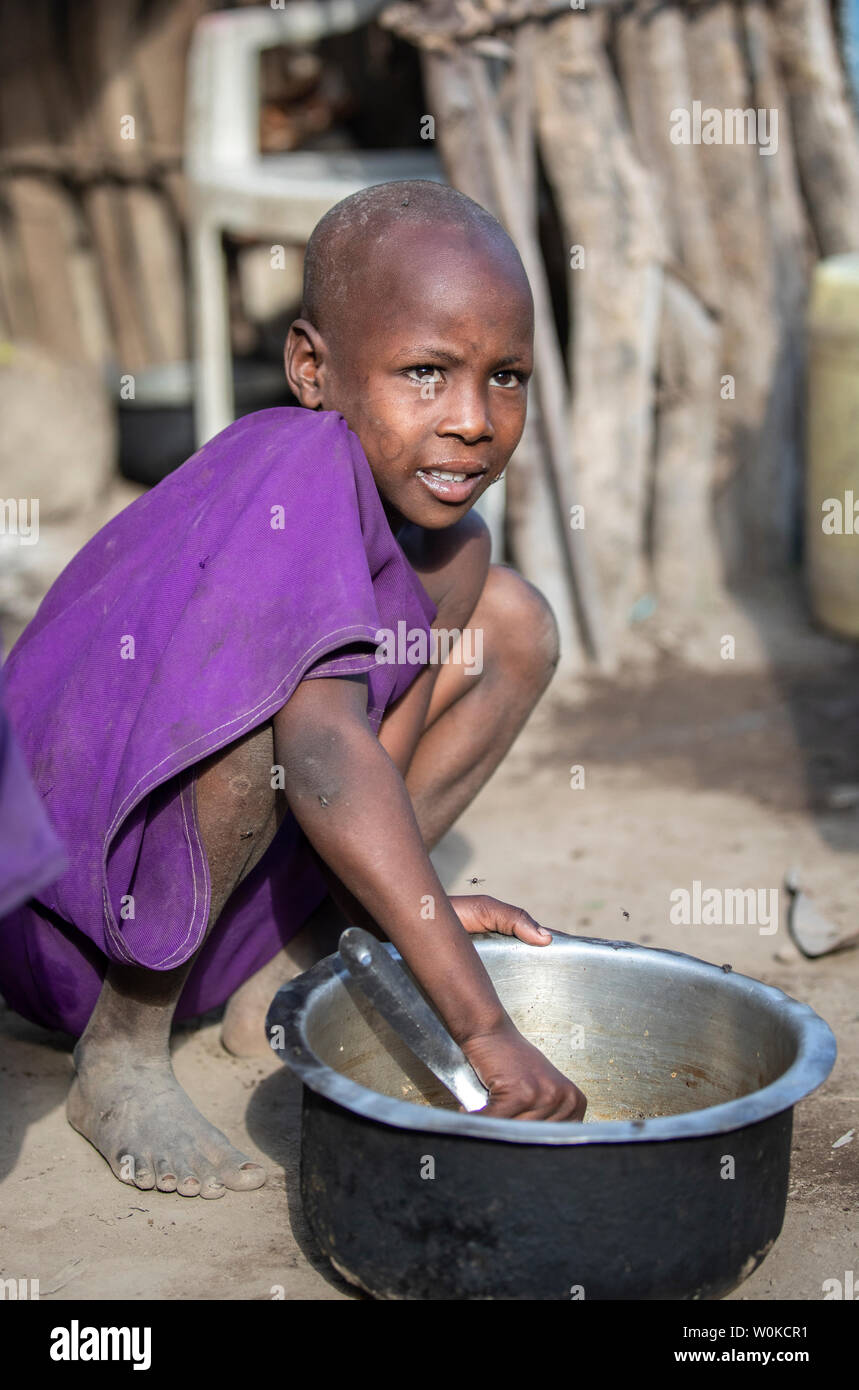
[0,408,436,1035]
[0,641,67,918]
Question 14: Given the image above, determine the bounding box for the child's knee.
[479,565,561,682]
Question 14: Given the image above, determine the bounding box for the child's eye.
[491,370,524,388]
[405,365,444,384]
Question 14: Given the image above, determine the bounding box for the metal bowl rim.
[266,933,837,1146]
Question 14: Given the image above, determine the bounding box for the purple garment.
[0,408,436,1035]
[0,640,67,918]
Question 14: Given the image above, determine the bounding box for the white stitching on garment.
[105,625,379,837]
[160,773,203,968]
[101,626,380,955]
[104,772,204,967]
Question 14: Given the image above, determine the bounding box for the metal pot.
[114,360,291,486]
[266,932,836,1300]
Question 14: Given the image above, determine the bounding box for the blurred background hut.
[1,0,858,673]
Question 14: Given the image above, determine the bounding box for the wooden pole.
[775,0,859,255]
[742,0,815,566]
[422,39,582,663]
[533,8,663,665]
[466,47,605,667]
[503,21,581,665]
[651,272,722,617]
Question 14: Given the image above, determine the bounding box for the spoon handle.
[338,927,490,1113]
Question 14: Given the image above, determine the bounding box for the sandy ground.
[1,594,857,1301]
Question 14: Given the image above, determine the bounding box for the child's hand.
[462,1019,587,1121]
[449,894,554,946]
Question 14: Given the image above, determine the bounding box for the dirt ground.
[1,588,857,1301]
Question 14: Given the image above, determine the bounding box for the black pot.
[267,933,836,1300]
[115,360,293,487]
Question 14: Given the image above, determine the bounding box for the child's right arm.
[274,672,586,1122]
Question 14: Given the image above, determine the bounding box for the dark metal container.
[115,360,291,486]
[266,933,837,1300]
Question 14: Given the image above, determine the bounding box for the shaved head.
[301,180,524,342]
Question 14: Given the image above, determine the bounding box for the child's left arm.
[308,858,554,949]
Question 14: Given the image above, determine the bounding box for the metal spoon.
[338,927,490,1112]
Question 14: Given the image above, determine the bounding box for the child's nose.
[437,384,494,443]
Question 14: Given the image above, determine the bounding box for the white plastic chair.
[185,0,441,443]
[185,1,505,555]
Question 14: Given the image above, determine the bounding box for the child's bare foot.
[67,1041,266,1197]
[221,950,300,1057]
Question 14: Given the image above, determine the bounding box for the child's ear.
[284,318,326,409]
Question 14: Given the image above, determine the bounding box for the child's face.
[286,222,534,533]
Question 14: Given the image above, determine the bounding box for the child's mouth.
[416,468,487,504]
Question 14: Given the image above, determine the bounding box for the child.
[0,180,586,1200]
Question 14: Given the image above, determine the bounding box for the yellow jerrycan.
[806,253,859,639]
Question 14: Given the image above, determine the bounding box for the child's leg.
[222,517,560,1056]
[67,725,287,1197]
[399,561,561,850]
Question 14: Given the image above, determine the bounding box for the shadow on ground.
[245,1064,363,1299]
